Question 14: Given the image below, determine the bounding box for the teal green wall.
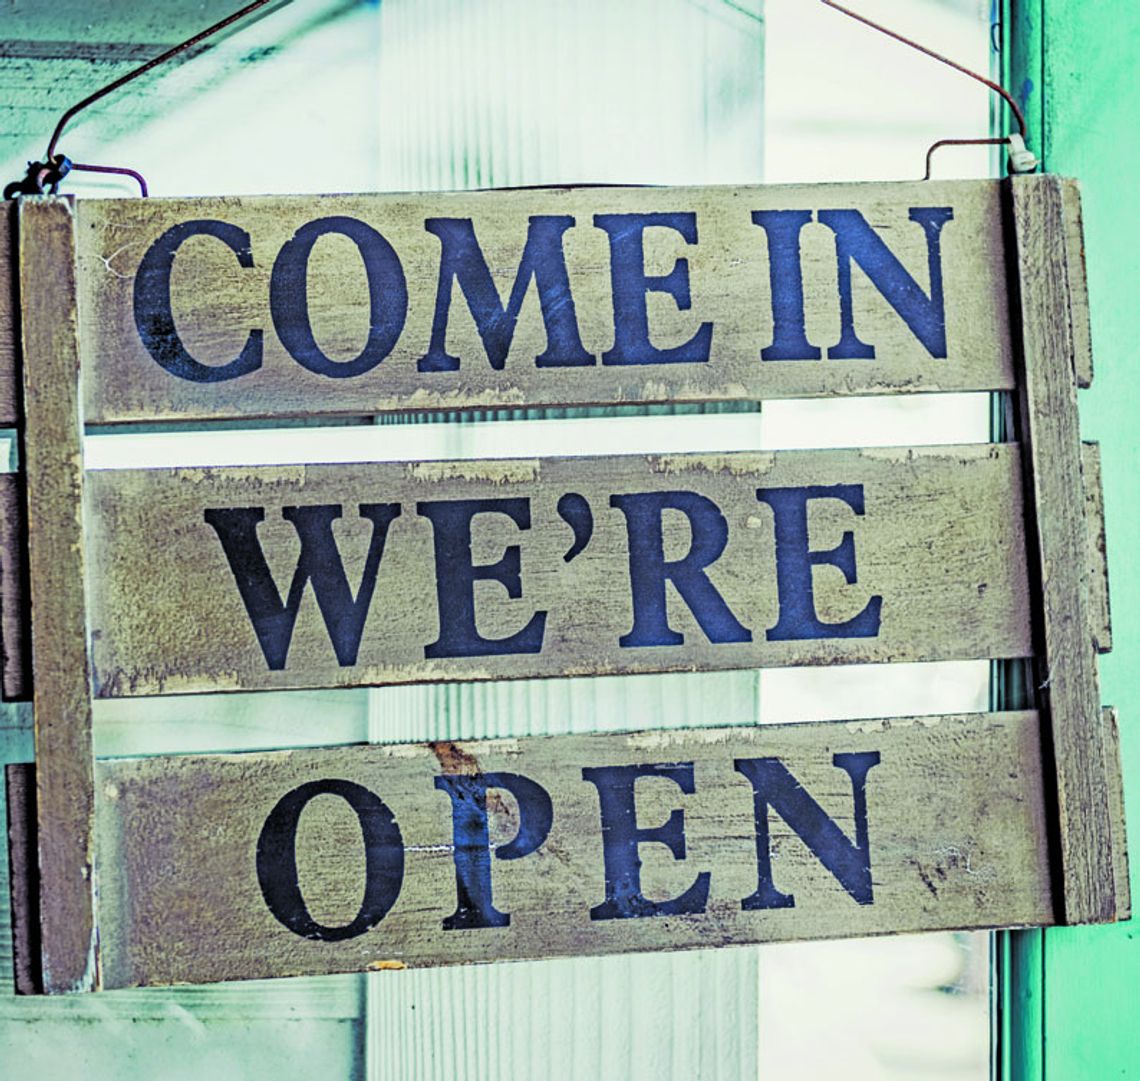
[1008,1,1140,1077]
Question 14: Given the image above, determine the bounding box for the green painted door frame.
[1003,1,1140,1077]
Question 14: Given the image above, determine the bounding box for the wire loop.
[820,0,1037,178]
[5,0,281,199]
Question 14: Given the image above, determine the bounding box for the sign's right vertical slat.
[1060,179,1094,388]
[17,196,98,991]
[1007,174,1117,924]
[1081,441,1112,653]
[1102,707,1131,918]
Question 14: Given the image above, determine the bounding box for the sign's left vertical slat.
[0,202,29,701]
[17,196,97,992]
[0,202,20,426]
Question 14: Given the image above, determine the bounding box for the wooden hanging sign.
[0,176,1128,995]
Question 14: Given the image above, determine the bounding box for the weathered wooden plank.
[1060,178,1094,388]
[18,196,98,991]
[1081,441,1111,653]
[0,471,29,700]
[1103,708,1130,921]
[0,202,19,427]
[84,443,1033,698]
[74,180,1015,424]
[4,762,41,995]
[1007,174,1117,924]
[94,710,1054,989]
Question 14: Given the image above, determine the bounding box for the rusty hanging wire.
[4,0,284,199]
[819,0,1038,178]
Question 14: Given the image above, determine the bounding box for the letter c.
[133,219,263,382]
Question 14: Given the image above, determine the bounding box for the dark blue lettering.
[256,778,404,941]
[755,484,882,641]
[751,209,821,361]
[556,492,594,562]
[418,498,547,658]
[133,219,262,382]
[418,216,593,372]
[204,503,401,670]
[582,762,710,920]
[735,752,880,908]
[269,216,408,378]
[610,491,751,648]
[818,207,953,359]
[435,771,554,930]
[594,212,712,366]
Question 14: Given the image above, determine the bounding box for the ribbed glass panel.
[364,3,764,1080]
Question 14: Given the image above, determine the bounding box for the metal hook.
[3,155,148,199]
[69,162,149,198]
[819,0,1038,177]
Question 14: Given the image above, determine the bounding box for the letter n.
[817,207,953,359]
[734,752,880,909]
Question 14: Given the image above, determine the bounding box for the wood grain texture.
[18,197,98,991]
[0,472,29,700]
[1081,441,1111,653]
[94,710,1054,989]
[1007,174,1117,924]
[0,203,18,427]
[73,181,1015,423]
[84,443,1033,697]
[4,762,41,995]
[1103,708,1130,921]
[1060,179,1093,388]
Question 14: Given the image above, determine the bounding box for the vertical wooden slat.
[0,202,20,427]
[5,761,40,994]
[1102,707,1130,919]
[0,201,28,701]
[17,196,97,991]
[1007,174,1116,924]
[1081,441,1111,653]
[0,473,29,701]
[1059,178,1094,388]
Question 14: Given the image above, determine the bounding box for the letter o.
[256,778,405,942]
[269,216,408,378]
